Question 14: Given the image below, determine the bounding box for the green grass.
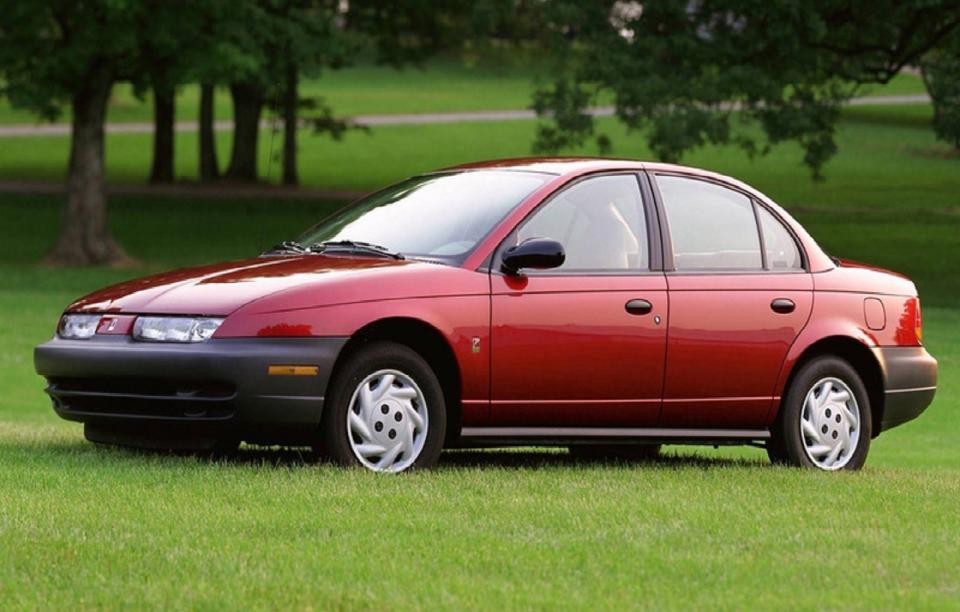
[0,60,928,126]
[1,80,958,607]
[0,55,548,126]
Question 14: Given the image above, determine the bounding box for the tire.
[765,434,790,465]
[569,444,661,462]
[771,356,872,471]
[318,341,446,473]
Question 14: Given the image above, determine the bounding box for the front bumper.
[34,335,347,447]
[872,346,938,433]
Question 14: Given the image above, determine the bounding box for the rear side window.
[757,205,803,270]
[657,175,762,271]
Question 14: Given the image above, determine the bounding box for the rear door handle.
[771,298,796,314]
[625,299,653,316]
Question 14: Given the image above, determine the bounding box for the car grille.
[46,377,237,420]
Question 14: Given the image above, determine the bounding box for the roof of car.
[443,157,767,206]
[444,157,719,178]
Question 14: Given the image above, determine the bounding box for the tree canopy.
[531,1,960,177]
[922,28,960,149]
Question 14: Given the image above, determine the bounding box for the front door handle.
[771,298,796,314]
[625,299,653,316]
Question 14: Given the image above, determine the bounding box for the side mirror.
[501,238,565,275]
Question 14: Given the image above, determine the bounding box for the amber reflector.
[268,365,319,376]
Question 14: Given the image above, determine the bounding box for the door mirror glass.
[502,238,565,274]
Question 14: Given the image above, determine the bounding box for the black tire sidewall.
[320,341,446,471]
[779,356,872,470]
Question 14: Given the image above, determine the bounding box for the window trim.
[489,171,663,277]
[648,171,808,275]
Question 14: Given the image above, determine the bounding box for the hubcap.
[346,369,428,472]
[800,377,861,470]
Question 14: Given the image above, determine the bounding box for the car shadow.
[436,448,768,471]
[6,437,769,471]
[128,445,769,471]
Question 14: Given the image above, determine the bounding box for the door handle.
[625,299,653,316]
[771,298,796,314]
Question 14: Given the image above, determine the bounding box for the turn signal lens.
[133,316,224,343]
[915,299,923,344]
[58,314,102,339]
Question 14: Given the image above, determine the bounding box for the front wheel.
[318,342,446,473]
[772,356,872,471]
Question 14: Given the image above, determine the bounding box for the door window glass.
[514,175,648,271]
[757,205,803,270]
[658,175,762,271]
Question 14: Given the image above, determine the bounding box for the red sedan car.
[35,158,937,472]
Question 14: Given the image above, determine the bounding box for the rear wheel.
[318,342,446,473]
[772,356,872,471]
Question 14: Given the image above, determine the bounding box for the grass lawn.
[0,60,928,125]
[0,90,958,606]
[0,55,549,126]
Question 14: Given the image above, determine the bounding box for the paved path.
[0,94,932,138]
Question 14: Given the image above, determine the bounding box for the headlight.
[133,316,224,343]
[58,314,102,339]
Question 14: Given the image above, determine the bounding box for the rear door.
[489,173,668,427]
[651,173,813,428]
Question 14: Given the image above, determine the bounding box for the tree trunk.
[45,75,131,267]
[149,87,175,184]
[282,63,299,186]
[225,82,263,182]
[199,82,219,182]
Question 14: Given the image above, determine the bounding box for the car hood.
[67,255,421,315]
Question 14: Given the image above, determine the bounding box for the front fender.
[216,295,491,403]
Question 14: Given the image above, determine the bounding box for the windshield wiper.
[263,240,310,256]
[310,240,404,260]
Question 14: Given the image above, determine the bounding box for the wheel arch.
[330,316,463,445]
[775,335,884,438]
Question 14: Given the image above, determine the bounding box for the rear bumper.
[872,346,938,432]
[34,336,347,447]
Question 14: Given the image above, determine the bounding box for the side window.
[514,175,648,272]
[657,175,762,271]
[757,206,803,270]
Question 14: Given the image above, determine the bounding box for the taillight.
[915,298,923,344]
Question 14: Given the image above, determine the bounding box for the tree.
[135,2,205,184]
[530,1,960,178]
[199,83,221,182]
[922,30,960,149]
[223,0,472,185]
[0,2,150,265]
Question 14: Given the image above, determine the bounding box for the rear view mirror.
[501,238,565,275]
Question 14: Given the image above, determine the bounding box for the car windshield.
[296,170,551,263]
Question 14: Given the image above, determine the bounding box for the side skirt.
[458,426,770,447]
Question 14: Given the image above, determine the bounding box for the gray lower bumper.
[34,335,348,445]
[871,346,938,432]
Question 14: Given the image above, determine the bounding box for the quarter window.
[513,175,648,271]
[757,205,803,270]
[658,175,762,271]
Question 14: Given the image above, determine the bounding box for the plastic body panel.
[660,273,814,427]
[38,158,936,444]
[489,273,668,426]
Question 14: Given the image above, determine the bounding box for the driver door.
[489,174,668,427]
